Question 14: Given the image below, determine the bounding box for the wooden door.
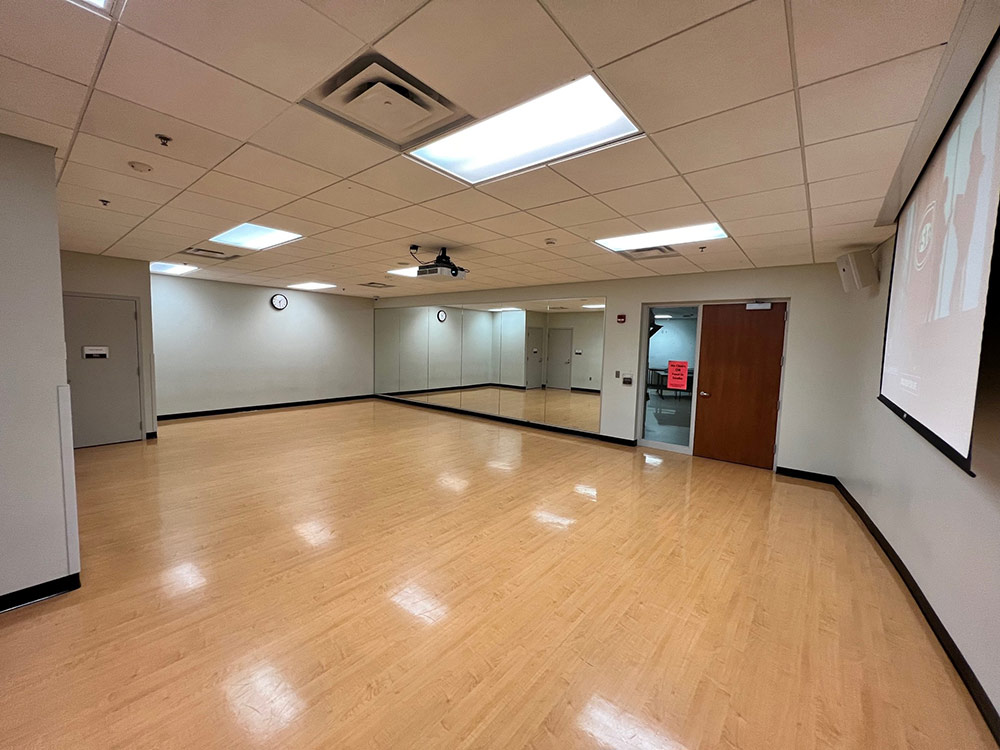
[693,302,786,469]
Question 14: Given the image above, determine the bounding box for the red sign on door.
[667,360,689,390]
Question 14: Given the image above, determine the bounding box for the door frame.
[635,298,790,467]
[545,327,573,390]
[62,291,147,441]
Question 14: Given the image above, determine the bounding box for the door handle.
[699,391,710,397]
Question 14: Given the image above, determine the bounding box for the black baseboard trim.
[145,431,158,440]
[158,394,373,421]
[572,387,601,395]
[377,394,636,447]
[0,573,80,615]
[776,466,1000,742]
[384,382,527,397]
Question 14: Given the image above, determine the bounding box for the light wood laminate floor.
[0,401,992,749]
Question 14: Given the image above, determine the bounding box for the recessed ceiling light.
[387,266,419,277]
[581,303,605,309]
[210,223,302,251]
[596,223,727,252]
[409,75,639,183]
[654,314,673,319]
[77,0,109,9]
[488,307,521,312]
[149,262,198,276]
[287,282,336,291]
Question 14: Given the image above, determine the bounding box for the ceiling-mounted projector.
[411,245,468,280]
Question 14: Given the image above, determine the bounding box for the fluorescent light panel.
[387,267,419,277]
[488,307,521,312]
[597,223,727,252]
[149,262,198,275]
[210,223,301,251]
[409,75,639,183]
[655,314,673,319]
[287,282,336,291]
[581,304,605,309]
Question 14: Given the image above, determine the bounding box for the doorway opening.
[642,306,699,449]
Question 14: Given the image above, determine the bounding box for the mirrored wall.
[375,298,606,433]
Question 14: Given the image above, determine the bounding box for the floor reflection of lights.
[578,696,686,750]
[437,473,469,492]
[161,562,206,595]
[574,484,598,500]
[532,509,575,528]
[391,584,447,624]
[225,664,304,741]
[643,454,664,467]
[294,520,334,547]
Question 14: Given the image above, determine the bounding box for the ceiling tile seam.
[802,119,918,149]
[71,127,240,170]
[366,0,436,48]
[783,0,817,263]
[590,0,759,70]
[797,42,949,91]
[55,13,119,187]
[533,0,599,69]
[588,188,703,218]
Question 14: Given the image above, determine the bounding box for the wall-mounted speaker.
[836,249,879,292]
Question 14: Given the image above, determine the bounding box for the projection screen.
[880,38,1000,473]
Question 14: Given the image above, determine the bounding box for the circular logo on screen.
[914,201,935,272]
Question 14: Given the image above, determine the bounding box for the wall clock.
[270,293,288,310]
[436,309,447,322]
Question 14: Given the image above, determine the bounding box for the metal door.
[545,328,572,390]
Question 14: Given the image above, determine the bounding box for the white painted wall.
[0,135,79,596]
[648,319,698,370]
[60,251,157,434]
[835,241,1000,708]
[151,275,373,414]
[547,311,604,389]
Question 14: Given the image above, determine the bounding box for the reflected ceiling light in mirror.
[161,562,206,595]
[387,266,419,277]
[487,307,521,312]
[391,584,447,624]
[654,314,673,320]
[581,304,606,309]
[294,520,334,547]
[409,75,639,183]
[225,664,304,740]
[574,484,598,500]
[287,282,336,291]
[533,509,576,528]
[210,223,302,250]
[150,261,198,275]
[578,696,686,750]
[597,223,727,252]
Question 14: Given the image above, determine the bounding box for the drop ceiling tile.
[528,197,620,227]
[302,0,425,43]
[478,168,587,209]
[568,217,643,241]
[249,106,396,178]
[314,227,389,247]
[121,0,362,101]
[352,156,465,202]
[136,218,211,241]
[0,110,72,156]
[744,245,813,267]
[652,93,800,173]
[791,0,963,85]
[70,133,206,188]
[800,47,943,145]
[686,149,804,201]
[804,123,912,182]
[58,182,162,218]
[434,223,504,246]
[476,212,555,237]
[188,171,298,210]
[708,185,807,221]
[215,145,337,196]
[60,162,181,204]
[811,198,884,227]
[543,0,747,68]
[149,206,236,233]
[1,0,110,84]
[253,213,331,237]
[277,198,364,228]
[599,0,792,132]
[550,137,676,193]
[596,177,701,216]
[737,227,811,251]
[506,249,563,264]
[629,203,717,232]
[165,191,262,222]
[670,237,743,256]
[0,57,88,127]
[546,241,607,259]
[811,220,895,244]
[690,250,755,271]
[421,190,516,222]
[342,217,414,241]
[812,240,869,263]
[376,0,589,117]
[105,243,178,261]
[59,202,145,230]
[476,238,535,255]
[724,210,809,237]
[97,28,287,141]
[379,205,461,232]
[310,180,410,215]
[809,170,895,209]
[516,229,585,250]
[80,92,241,169]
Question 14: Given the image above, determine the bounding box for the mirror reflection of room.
[374,298,605,433]
[644,306,698,446]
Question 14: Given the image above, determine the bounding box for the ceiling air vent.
[360,281,393,288]
[182,247,241,261]
[618,245,681,262]
[303,54,470,149]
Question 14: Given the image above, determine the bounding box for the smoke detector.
[303,54,469,149]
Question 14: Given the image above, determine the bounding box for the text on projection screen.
[881,40,1000,459]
